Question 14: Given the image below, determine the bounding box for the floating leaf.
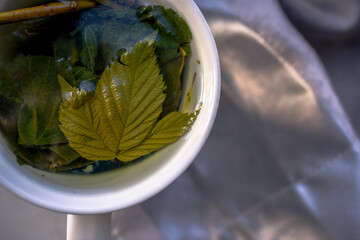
[117,111,197,162]
[58,75,93,108]
[59,42,166,161]
[99,41,165,150]
[58,78,117,160]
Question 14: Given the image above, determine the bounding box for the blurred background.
[2,0,360,239]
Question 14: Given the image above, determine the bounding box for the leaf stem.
[0,1,98,25]
[179,46,187,78]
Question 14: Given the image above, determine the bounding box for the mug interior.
[0,0,220,214]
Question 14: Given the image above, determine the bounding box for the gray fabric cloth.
[140,0,360,239]
[1,0,360,239]
[280,0,360,41]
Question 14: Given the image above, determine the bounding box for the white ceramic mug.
[0,0,220,239]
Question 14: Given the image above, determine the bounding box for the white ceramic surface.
[0,0,220,214]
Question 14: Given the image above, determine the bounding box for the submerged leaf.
[6,55,67,146]
[95,0,135,9]
[16,146,91,172]
[97,12,156,66]
[49,144,81,165]
[80,26,98,72]
[18,102,66,146]
[53,34,80,65]
[68,8,157,71]
[160,57,183,117]
[0,4,197,172]
[137,5,193,114]
[49,157,93,172]
[136,5,192,54]
[57,62,99,88]
[0,65,22,103]
[1,54,100,147]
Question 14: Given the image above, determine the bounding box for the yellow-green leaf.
[59,42,166,161]
[58,76,117,160]
[101,41,165,150]
[58,75,93,108]
[117,111,197,162]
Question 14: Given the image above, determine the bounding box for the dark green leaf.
[3,55,67,146]
[0,4,196,172]
[95,0,136,9]
[137,5,192,54]
[0,65,22,103]
[97,17,156,66]
[80,26,98,72]
[137,5,193,114]
[49,158,93,172]
[160,57,183,117]
[18,102,66,146]
[0,96,21,146]
[49,144,81,165]
[53,34,80,66]
[97,8,135,18]
[15,146,91,172]
[57,61,99,89]
[74,8,157,70]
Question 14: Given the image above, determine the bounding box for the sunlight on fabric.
[295,182,318,216]
[210,20,329,134]
[258,210,327,240]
